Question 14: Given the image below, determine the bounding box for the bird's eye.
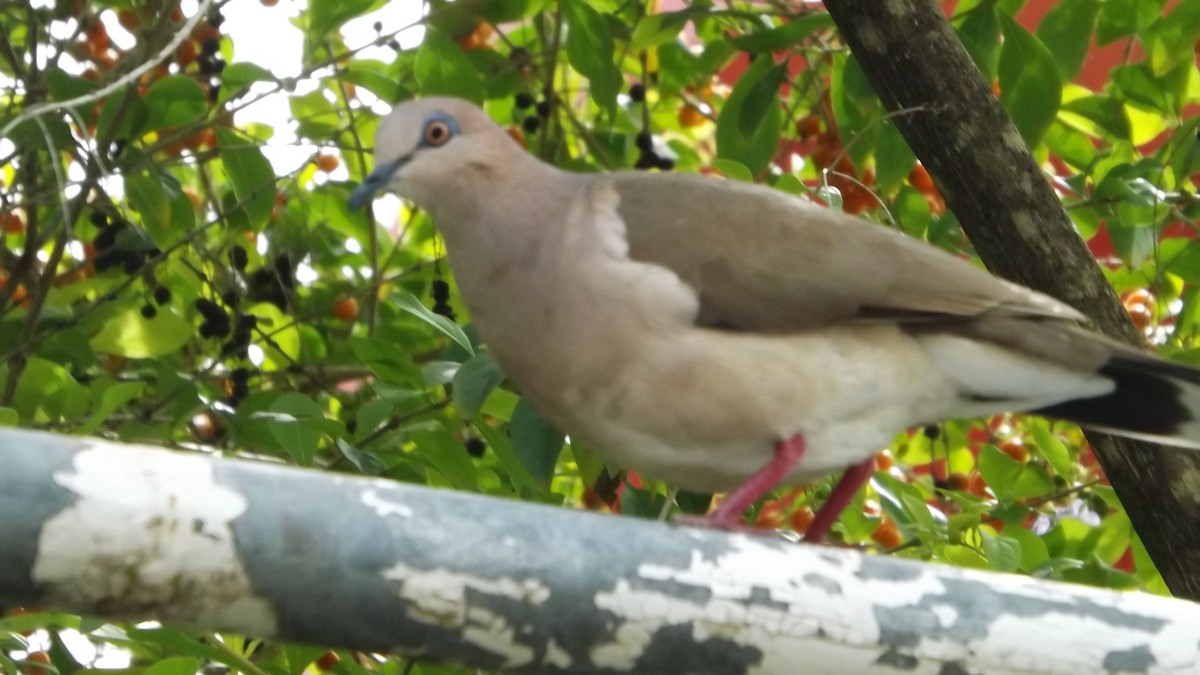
[423,119,453,147]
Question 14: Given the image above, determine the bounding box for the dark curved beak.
[349,156,407,210]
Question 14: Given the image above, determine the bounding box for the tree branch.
[823,0,1200,599]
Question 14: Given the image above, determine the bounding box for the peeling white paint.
[382,564,551,668]
[590,534,1200,674]
[33,442,277,635]
[361,489,414,518]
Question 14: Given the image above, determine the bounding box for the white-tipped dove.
[350,97,1200,541]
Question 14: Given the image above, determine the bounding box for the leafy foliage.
[1,0,1198,671]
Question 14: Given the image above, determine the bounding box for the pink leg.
[803,458,876,543]
[705,435,807,527]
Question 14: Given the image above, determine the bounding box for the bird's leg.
[802,458,876,543]
[704,435,807,527]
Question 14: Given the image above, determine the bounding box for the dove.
[350,96,1200,541]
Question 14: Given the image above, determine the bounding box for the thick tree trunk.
[2,428,1199,673]
[823,0,1200,600]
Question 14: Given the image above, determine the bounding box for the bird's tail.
[1035,351,1200,450]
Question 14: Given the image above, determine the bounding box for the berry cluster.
[90,210,160,274]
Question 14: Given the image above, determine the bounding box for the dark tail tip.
[1035,356,1197,438]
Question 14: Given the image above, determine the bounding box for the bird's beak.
[349,156,407,210]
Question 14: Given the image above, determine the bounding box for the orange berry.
[183,188,202,209]
[22,651,51,675]
[85,19,109,52]
[810,132,841,169]
[925,190,947,217]
[117,9,140,31]
[946,473,971,491]
[315,153,340,172]
[332,297,359,322]
[189,411,226,444]
[999,440,1028,463]
[314,650,340,670]
[908,164,936,193]
[677,103,706,128]
[1125,302,1153,331]
[870,521,903,549]
[193,22,221,44]
[261,0,279,6]
[795,114,821,139]
[3,211,25,234]
[457,21,493,50]
[874,449,894,472]
[754,501,786,529]
[1121,288,1154,307]
[170,4,184,21]
[790,505,815,533]
[176,40,197,67]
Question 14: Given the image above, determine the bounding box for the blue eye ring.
[421,113,458,147]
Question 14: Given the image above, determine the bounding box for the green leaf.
[220,62,276,102]
[475,420,544,494]
[414,27,485,104]
[145,656,202,675]
[1029,424,1073,478]
[308,0,378,44]
[1062,95,1132,140]
[89,307,193,359]
[941,544,990,570]
[728,13,835,53]
[630,10,694,50]
[1007,525,1051,571]
[343,60,403,103]
[143,75,209,132]
[247,302,301,371]
[1143,0,1200,75]
[893,188,931,239]
[409,428,478,491]
[452,352,505,419]
[1096,0,1166,45]
[14,357,88,421]
[125,172,171,233]
[391,291,473,354]
[981,532,1023,573]
[873,121,916,194]
[978,444,1023,500]
[709,158,754,182]
[716,55,783,176]
[509,399,564,489]
[998,16,1062,147]
[96,91,148,142]
[77,381,146,436]
[0,407,16,426]
[216,128,276,232]
[564,0,622,111]
[264,392,327,466]
[830,54,880,169]
[1111,61,1191,116]
[1036,0,1100,81]
[349,336,423,386]
[1092,509,1133,565]
[955,2,1002,80]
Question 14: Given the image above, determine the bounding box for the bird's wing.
[612,171,1085,333]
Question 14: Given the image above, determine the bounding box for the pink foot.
[674,435,807,530]
[803,458,876,543]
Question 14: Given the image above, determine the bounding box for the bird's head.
[349,97,514,211]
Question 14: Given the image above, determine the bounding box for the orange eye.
[423,119,453,146]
